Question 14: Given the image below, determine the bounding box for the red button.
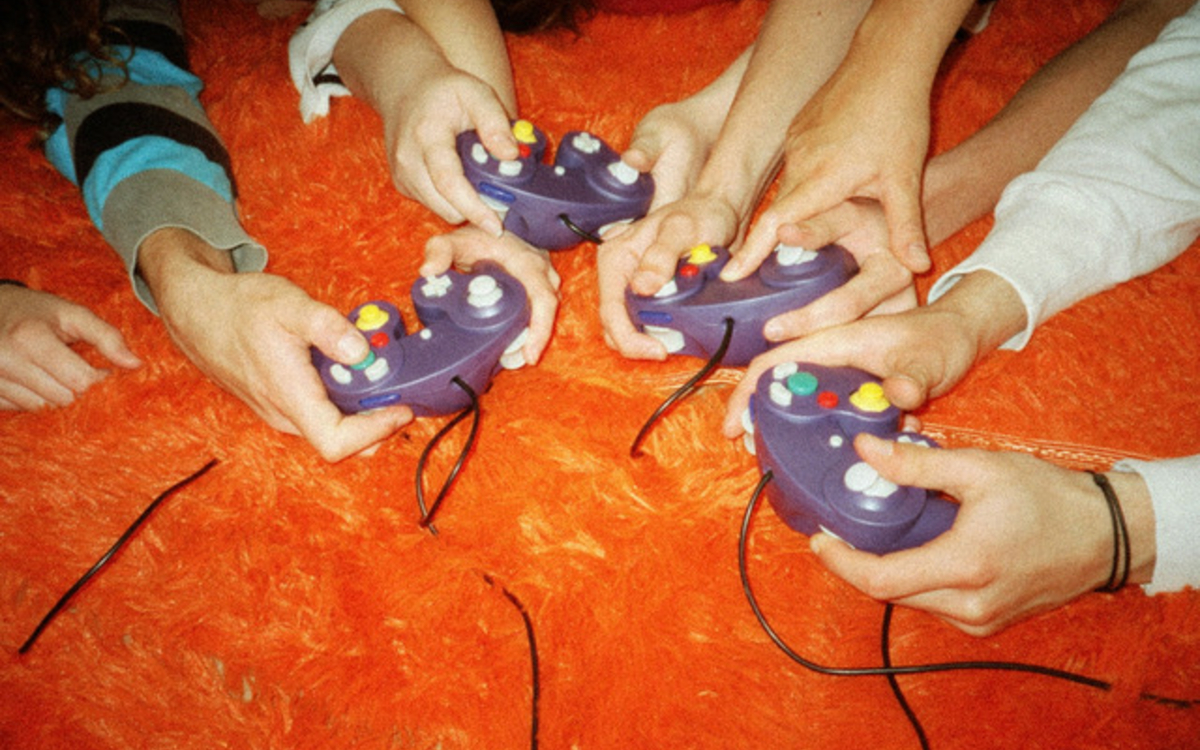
[518,144,532,159]
[679,264,700,278]
[817,391,839,409]
[369,332,389,348]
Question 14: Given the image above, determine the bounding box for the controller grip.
[892,494,958,552]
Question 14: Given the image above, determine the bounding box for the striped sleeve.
[44,0,267,313]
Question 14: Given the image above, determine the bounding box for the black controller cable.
[482,574,542,749]
[415,377,481,536]
[559,215,739,460]
[739,471,1196,749]
[17,459,220,655]
[630,317,734,458]
[559,213,605,245]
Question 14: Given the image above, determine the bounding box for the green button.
[349,350,377,371]
[786,371,819,396]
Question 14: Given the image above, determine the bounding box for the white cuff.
[1115,455,1200,595]
[288,0,405,124]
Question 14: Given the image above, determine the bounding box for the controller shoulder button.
[644,325,685,354]
[500,327,530,370]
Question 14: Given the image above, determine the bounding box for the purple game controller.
[742,363,957,555]
[624,243,856,367]
[313,262,531,417]
[457,119,654,250]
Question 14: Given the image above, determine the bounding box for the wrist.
[137,227,236,309]
[692,145,780,224]
[930,270,1027,359]
[1101,471,1156,587]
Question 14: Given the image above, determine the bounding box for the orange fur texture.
[2,1,1199,748]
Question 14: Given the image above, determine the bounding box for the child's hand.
[762,198,918,343]
[724,54,934,284]
[423,226,560,366]
[722,304,982,438]
[623,99,723,211]
[597,194,741,360]
[383,66,517,235]
[139,230,411,462]
[811,436,1152,636]
[0,285,141,410]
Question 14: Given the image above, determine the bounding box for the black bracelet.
[0,279,27,288]
[1089,471,1130,592]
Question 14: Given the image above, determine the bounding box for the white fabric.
[288,0,405,123]
[1116,456,1200,594]
[928,4,1200,592]
[928,4,1200,349]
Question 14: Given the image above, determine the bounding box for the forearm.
[45,0,265,313]
[927,269,1026,361]
[694,0,868,216]
[331,10,462,121]
[923,0,1195,246]
[137,228,237,313]
[929,4,1200,349]
[400,0,517,113]
[846,0,976,101]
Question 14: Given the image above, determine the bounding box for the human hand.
[597,194,742,360]
[722,305,981,438]
[724,58,933,285]
[140,231,411,462]
[622,99,724,212]
[809,435,1150,636]
[423,226,560,365]
[382,65,517,236]
[0,285,142,410]
[762,198,917,343]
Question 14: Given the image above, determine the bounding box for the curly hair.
[0,0,124,124]
[490,0,596,33]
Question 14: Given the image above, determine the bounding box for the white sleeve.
[288,0,406,124]
[928,4,1200,350]
[1114,455,1200,595]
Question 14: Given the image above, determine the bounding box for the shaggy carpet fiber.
[2,0,1199,747]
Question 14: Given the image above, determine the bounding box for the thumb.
[306,303,371,366]
[854,433,943,495]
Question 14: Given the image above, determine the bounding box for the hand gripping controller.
[625,243,857,367]
[458,119,654,250]
[313,262,531,417]
[742,363,957,555]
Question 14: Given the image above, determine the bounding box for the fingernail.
[337,332,368,363]
[484,217,504,237]
[859,433,893,457]
[810,534,826,554]
[763,321,783,341]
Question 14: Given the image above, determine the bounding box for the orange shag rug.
[2,1,1199,748]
